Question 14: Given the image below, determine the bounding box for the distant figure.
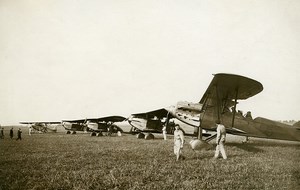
[168,120,175,134]
[162,125,167,140]
[16,128,22,140]
[245,111,253,120]
[107,122,113,136]
[29,126,32,136]
[214,120,227,159]
[10,127,14,139]
[0,127,4,139]
[231,107,236,113]
[237,110,244,117]
[173,124,185,161]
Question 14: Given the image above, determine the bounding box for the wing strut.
[215,85,221,122]
[197,123,203,139]
[165,111,170,127]
[231,88,239,128]
[197,91,211,140]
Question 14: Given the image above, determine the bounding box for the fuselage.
[86,121,123,133]
[62,122,87,132]
[127,116,175,134]
[30,123,58,133]
[167,101,300,142]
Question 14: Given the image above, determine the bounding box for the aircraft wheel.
[96,132,103,137]
[72,131,76,134]
[189,139,213,151]
[90,132,96,136]
[136,133,145,139]
[66,131,71,134]
[144,133,154,140]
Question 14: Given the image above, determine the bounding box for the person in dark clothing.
[107,122,113,136]
[10,127,14,139]
[0,127,4,139]
[16,128,22,140]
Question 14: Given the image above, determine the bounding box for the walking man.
[214,120,227,159]
[10,127,14,139]
[174,124,185,161]
[16,128,22,140]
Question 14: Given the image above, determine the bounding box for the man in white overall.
[174,124,185,161]
[162,125,167,140]
[214,120,227,160]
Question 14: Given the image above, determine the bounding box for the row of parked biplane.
[20,73,300,145]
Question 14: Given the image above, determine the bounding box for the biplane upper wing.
[61,119,86,124]
[63,116,126,124]
[199,73,263,110]
[20,121,61,125]
[131,108,172,119]
[86,116,126,123]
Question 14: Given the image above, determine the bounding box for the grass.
[0,126,299,190]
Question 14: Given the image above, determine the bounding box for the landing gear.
[96,132,103,137]
[136,132,155,140]
[190,139,213,151]
[90,131,103,136]
[144,133,154,140]
[136,132,145,139]
[90,132,96,136]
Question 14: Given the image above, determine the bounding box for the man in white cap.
[214,120,227,159]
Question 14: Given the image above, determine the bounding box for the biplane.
[129,73,300,144]
[19,122,61,133]
[128,107,211,140]
[128,108,177,139]
[293,121,300,128]
[62,116,126,136]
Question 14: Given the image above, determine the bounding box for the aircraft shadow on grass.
[227,143,265,153]
[227,141,300,153]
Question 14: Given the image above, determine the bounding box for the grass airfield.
[0,127,299,190]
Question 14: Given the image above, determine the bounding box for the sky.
[0,0,299,125]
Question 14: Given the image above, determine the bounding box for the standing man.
[0,127,4,139]
[162,125,167,140]
[16,128,22,140]
[107,122,113,136]
[173,124,185,161]
[214,120,227,159]
[28,126,32,136]
[10,127,14,139]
